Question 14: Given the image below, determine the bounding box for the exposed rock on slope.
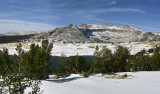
[77,24,143,43]
[31,24,90,43]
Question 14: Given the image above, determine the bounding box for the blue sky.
[0,0,160,33]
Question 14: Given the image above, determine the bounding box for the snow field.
[0,42,157,56]
[25,72,160,94]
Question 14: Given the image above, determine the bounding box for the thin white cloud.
[110,1,117,5]
[6,5,53,14]
[75,15,159,32]
[77,7,146,14]
[110,21,160,32]
[44,3,68,8]
[0,19,57,33]
[99,0,117,5]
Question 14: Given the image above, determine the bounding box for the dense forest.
[0,40,160,93]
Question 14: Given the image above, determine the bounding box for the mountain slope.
[0,24,160,43]
[31,24,90,43]
[30,24,160,43]
[78,24,143,43]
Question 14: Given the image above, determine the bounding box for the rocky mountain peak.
[66,24,77,29]
[103,23,114,26]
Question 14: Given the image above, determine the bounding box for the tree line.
[56,45,160,77]
[0,34,34,43]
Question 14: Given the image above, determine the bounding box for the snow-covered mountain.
[77,24,143,43]
[154,32,160,36]
[29,24,160,43]
[4,31,42,36]
[1,24,160,43]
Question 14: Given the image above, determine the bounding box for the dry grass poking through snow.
[105,73,133,79]
[105,73,119,76]
[88,46,95,48]
[1,42,160,56]
[77,48,83,50]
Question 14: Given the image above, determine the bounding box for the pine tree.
[101,46,113,73]
[56,55,71,78]
[0,48,12,76]
[0,46,30,94]
[73,54,91,75]
[112,46,130,72]
[90,45,100,73]
[57,54,91,77]
[0,48,13,93]
[0,40,54,93]
[15,43,24,94]
[125,55,134,72]
[22,40,53,80]
[151,52,160,71]
[39,40,53,79]
[90,46,113,74]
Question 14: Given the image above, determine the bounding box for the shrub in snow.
[124,73,127,77]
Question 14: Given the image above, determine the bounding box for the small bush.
[148,48,154,53]
[124,73,127,77]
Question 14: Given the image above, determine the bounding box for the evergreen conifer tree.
[112,46,130,72]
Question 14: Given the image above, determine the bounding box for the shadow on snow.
[46,77,87,83]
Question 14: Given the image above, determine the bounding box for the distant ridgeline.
[0,34,34,43]
[1,24,160,43]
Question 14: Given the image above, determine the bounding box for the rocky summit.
[1,24,160,43]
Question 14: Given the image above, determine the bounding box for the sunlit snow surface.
[25,72,160,94]
[0,42,158,56]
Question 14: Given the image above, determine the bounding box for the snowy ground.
[0,42,159,56]
[25,71,160,94]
